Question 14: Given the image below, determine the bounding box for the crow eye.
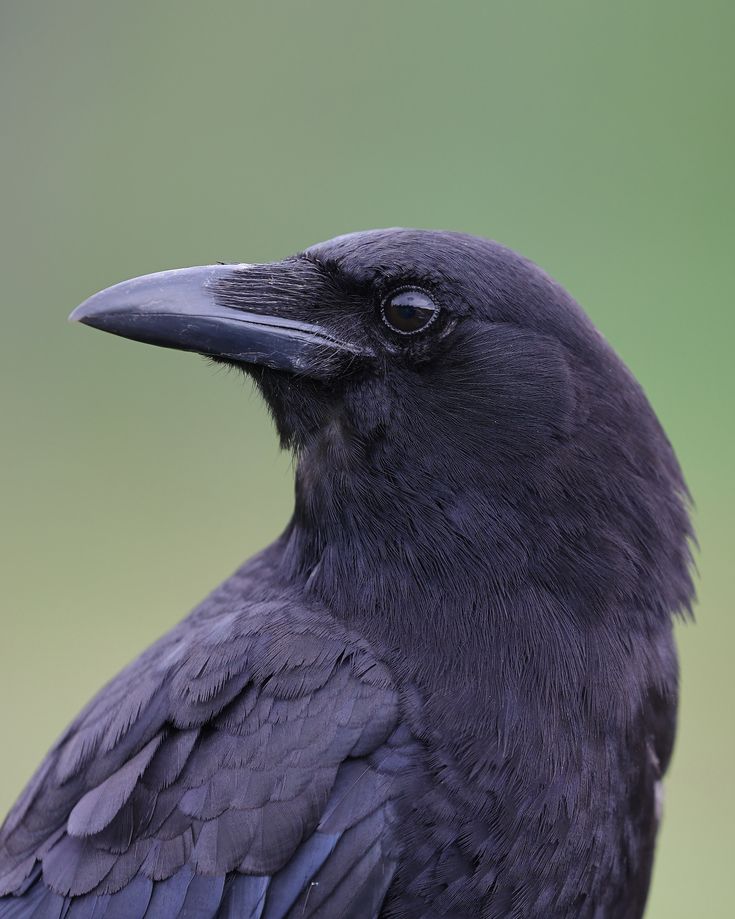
[381,288,439,335]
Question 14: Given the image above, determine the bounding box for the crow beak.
[69,263,372,378]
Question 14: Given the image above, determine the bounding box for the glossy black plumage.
[0,230,694,917]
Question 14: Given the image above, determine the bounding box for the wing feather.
[0,585,406,919]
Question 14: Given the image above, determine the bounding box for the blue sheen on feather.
[64,892,112,919]
[102,875,153,919]
[27,888,63,919]
[218,874,269,919]
[177,872,224,918]
[141,867,195,917]
[261,831,340,919]
[0,882,46,919]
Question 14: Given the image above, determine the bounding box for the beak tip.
[69,292,101,324]
[69,293,113,328]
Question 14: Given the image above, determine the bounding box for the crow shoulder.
[0,558,405,918]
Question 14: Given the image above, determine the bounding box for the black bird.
[0,230,694,918]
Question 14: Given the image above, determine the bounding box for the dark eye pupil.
[382,289,438,334]
[395,303,417,321]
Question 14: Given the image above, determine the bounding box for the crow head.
[71,229,694,657]
[71,230,580,454]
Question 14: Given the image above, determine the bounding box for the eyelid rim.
[380,285,441,337]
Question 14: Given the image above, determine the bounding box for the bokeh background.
[1,2,732,915]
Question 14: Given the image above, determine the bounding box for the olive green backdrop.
[1,2,732,915]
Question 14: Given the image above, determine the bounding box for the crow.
[0,229,694,918]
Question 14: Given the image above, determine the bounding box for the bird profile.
[0,229,694,918]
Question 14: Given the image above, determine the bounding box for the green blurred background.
[0,1,732,915]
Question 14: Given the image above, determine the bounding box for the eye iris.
[383,289,437,334]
